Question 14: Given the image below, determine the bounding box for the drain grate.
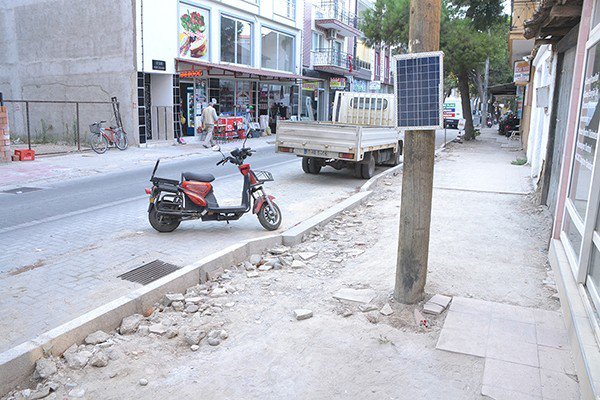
[1,187,43,195]
[118,259,181,285]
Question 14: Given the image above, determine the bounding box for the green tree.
[360,0,509,140]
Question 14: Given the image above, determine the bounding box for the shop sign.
[178,3,209,60]
[152,60,166,71]
[443,102,456,118]
[369,81,381,91]
[302,81,320,91]
[514,60,530,86]
[330,78,347,90]
[353,79,367,92]
[516,86,524,119]
[180,70,203,78]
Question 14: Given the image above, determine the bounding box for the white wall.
[136,0,304,75]
[528,45,557,184]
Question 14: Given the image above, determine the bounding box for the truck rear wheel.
[361,155,376,179]
[302,157,321,174]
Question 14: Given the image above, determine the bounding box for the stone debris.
[139,378,149,386]
[246,271,260,278]
[68,388,86,398]
[379,303,394,316]
[149,324,168,335]
[89,351,109,368]
[422,303,444,315]
[190,345,200,351]
[422,294,452,315]
[84,330,111,345]
[358,304,378,313]
[172,301,184,312]
[258,264,273,271]
[297,252,317,261]
[249,254,263,265]
[119,314,143,335]
[183,329,206,346]
[185,296,202,304]
[291,260,306,269]
[413,309,430,328]
[293,309,313,320]
[208,337,221,346]
[35,358,57,379]
[269,246,289,255]
[163,293,184,307]
[165,328,178,339]
[63,346,90,369]
[332,288,376,304]
[243,261,255,271]
[185,304,199,314]
[210,287,227,297]
[206,267,224,281]
[29,386,51,399]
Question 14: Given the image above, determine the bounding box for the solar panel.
[394,51,444,130]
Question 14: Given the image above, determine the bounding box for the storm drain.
[1,187,43,195]
[118,259,181,285]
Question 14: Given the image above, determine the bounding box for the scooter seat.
[182,172,215,182]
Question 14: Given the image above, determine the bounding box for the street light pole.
[394,0,441,304]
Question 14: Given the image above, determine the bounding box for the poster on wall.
[514,60,530,86]
[179,3,209,60]
[330,78,347,90]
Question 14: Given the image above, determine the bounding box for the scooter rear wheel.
[149,204,181,233]
[258,202,282,231]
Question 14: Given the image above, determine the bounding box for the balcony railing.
[312,48,353,70]
[315,1,358,30]
[354,58,371,71]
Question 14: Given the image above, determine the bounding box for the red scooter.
[145,142,281,232]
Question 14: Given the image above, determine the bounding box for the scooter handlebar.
[216,158,226,166]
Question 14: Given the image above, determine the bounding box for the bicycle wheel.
[115,129,128,150]
[90,133,109,154]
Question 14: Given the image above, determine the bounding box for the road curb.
[0,165,390,396]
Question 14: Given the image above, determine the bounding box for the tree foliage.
[360,0,510,140]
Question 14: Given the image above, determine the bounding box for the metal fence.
[2,98,119,155]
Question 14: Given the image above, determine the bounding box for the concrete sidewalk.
[2,129,579,399]
[0,136,273,190]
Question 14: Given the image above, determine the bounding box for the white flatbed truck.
[275,92,402,179]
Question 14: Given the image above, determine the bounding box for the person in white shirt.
[201,101,218,148]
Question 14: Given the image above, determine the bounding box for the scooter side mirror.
[211,145,221,152]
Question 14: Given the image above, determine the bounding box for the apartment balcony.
[315,1,361,37]
[312,49,353,75]
[353,58,372,80]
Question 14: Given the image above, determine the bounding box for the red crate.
[14,149,35,161]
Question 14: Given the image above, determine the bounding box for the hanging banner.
[329,78,347,90]
[178,3,209,60]
[514,60,530,86]
[302,81,321,91]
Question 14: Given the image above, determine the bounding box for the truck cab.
[443,97,463,129]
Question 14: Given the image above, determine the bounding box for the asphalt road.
[0,128,458,230]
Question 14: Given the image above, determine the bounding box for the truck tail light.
[339,153,354,159]
[278,146,293,153]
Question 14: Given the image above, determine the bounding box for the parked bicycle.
[89,121,128,154]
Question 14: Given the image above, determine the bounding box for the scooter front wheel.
[149,205,181,233]
[258,202,282,231]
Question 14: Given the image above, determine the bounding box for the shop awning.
[489,83,517,96]
[523,0,582,43]
[176,58,304,81]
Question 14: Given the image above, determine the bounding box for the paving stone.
[293,309,313,320]
[436,327,487,357]
[540,368,580,400]
[481,385,541,400]
[538,346,577,375]
[442,310,491,331]
[422,303,445,315]
[489,317,536,344]
[84,330,111,345]
[428,294,452,309]
[482,358,542,398]
[358,304,378,312]
[332,288,376,304]
[449,296,494,315]
[486,334,539,367]
[492,302,535,324]
[536,325,569,349]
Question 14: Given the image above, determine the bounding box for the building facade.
[510,0,600,396]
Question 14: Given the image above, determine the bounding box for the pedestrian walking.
[201,100,218,148]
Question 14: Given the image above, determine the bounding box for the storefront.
[300,80,325,121]
[176,59,302,135]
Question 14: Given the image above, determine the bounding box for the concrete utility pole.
[483,57,490,124]
[394,0,441,304]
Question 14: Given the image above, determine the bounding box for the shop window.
[587,246,600,311]
[567,43,600,220]
[564,212,583,260]
[261,28,295,73]
[221,16,252,66]
[312,32,324,51]
[594,0,600,30]
[274,0,295,19]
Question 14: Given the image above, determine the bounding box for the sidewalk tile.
[536,326,569,349]
[486,335,539,367]
[449,296,493,315]
[442,310,491,331]
[482,358,542,398]
[540,369,580,400]
[489,317,537,344]
[492,302,535,324]
[481,385,542,400]
[436,326,488,357]
[538,346,577,376]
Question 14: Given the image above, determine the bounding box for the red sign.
[180,70,204,78]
